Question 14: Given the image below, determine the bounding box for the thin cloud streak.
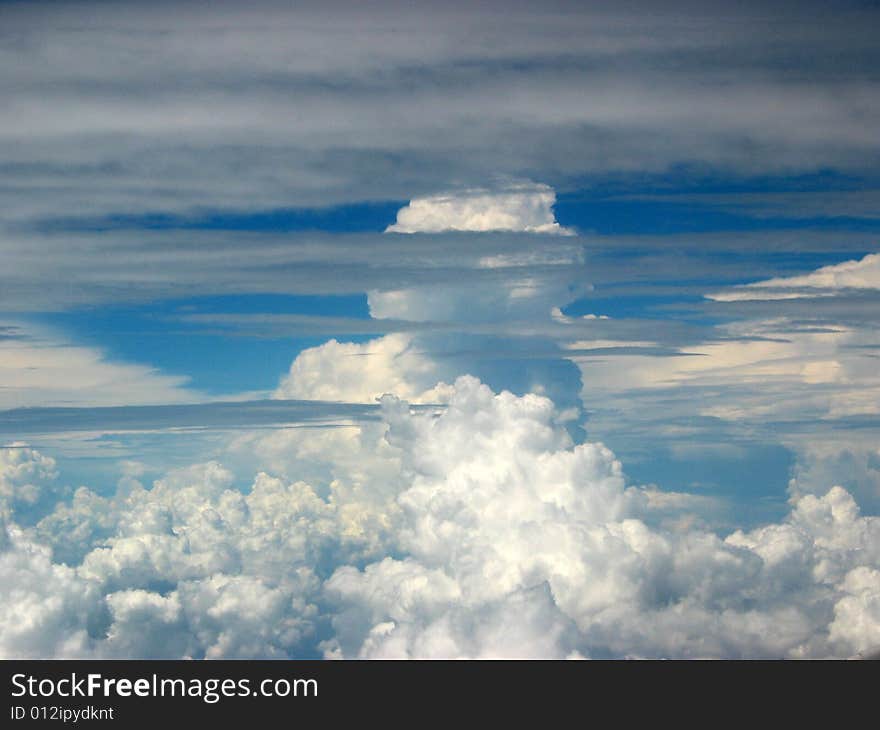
[0,399,416,438]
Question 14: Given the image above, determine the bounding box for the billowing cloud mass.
[274,334,452,403]
[371,199,585,322]
[0,444,58,521]
[707,253,880,301]
[386,183,574,235]
[3,0,880,663]
[789,444,880,516]
[2,375,879,659]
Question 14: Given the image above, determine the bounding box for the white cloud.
[572,317,880,432]
[366,242,586,323]
[0,522,99,658]
[828,567,880,655]
[2,376,880,659]
[551,307,608,323]
[0,443,58,520]
[0,322,195,410]
[273,333,452,403]
[367,280,585,323]
[322,380,880,658]
[22,460,346,658]
[707,253,880,301]
[385,182,574,235]
[789,444,880,519]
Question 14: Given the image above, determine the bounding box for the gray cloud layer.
[0,399,390,439]
[4,227,879,313]
[2,0,879,228]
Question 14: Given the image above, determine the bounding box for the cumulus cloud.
[367,280,588,323]
[0,443,58,521]
[226,419,406,521]
[707,253,880,301]
[1,0,878,663]
[0,523,101,658]
[323,379,880,659]
[551,307,608,323]
[385,183,574,235]
[366,236,587,323]
[789,444,880,514]
[22,460,365,658]
[828,567,880,653]
[273,333,452,403]
[2,377,879,659]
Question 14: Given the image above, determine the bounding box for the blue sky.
[2,0,880,659]
[16,179,877,526]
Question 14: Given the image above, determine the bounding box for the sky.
[1,0,880,659]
